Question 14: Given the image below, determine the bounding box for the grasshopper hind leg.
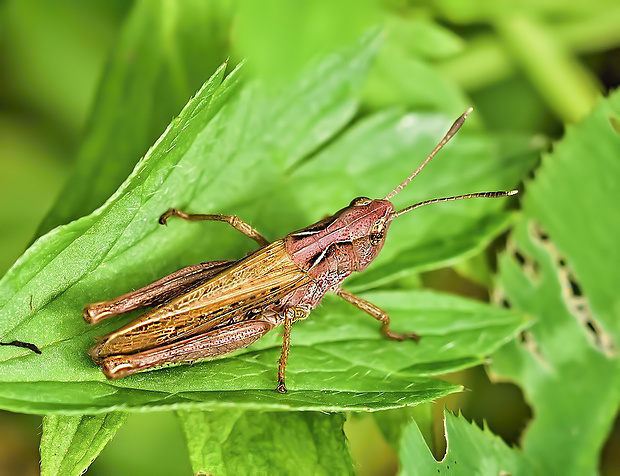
[99,317,279,379]
[83,260,234,324]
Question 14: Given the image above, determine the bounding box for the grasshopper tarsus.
[159,207,183,225]
[0,340,42,354]
[382,328,421,343]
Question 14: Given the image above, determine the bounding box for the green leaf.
[385,16,464,61]
[363,17,468,112]
[0,31,528,415]
[177,410,354,475]
[0,119,69,275]
[88,412,193,476]
[399,411,537,475]
[40,413,126,476]
[36,0,234,236]
[0,287,526,413]
[495,15,600,123]
[493,92,620,474]
[373,403,434,453]
[234,0,381,82]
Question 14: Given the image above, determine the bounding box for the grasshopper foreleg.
[83,260,233,324]
[334,288,420,342]
[159,208,269,246]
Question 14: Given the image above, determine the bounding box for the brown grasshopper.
[84,108,517,393]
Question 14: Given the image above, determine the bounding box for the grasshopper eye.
[350,197,372,206]
[370,232,384,245]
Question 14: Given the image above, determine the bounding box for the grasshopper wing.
[90,240,310,362]
[84,260,235,324]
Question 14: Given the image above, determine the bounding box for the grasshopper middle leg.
[159,208,269,246]
[334,288,420,342]
[276,307,309,394]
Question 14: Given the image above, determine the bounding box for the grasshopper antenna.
[393,190,518,218]
[385,107,473,200]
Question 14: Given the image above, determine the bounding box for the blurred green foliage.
[0,0,618,475]
[493,91,620,475]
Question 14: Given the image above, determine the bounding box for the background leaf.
[178,410,354,475]
[40,413,126,476]
[88,412,192,475]
[36,0,234,236]
[363,16,468,112]
[373,404,434,453]
[492,91,620,474]
[399,411,537,475]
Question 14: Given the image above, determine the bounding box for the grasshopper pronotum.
[84,108,516,393]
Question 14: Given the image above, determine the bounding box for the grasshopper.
[84,108,516,393]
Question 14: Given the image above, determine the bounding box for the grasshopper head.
[341,196,395,271]
[348,108,518,271]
